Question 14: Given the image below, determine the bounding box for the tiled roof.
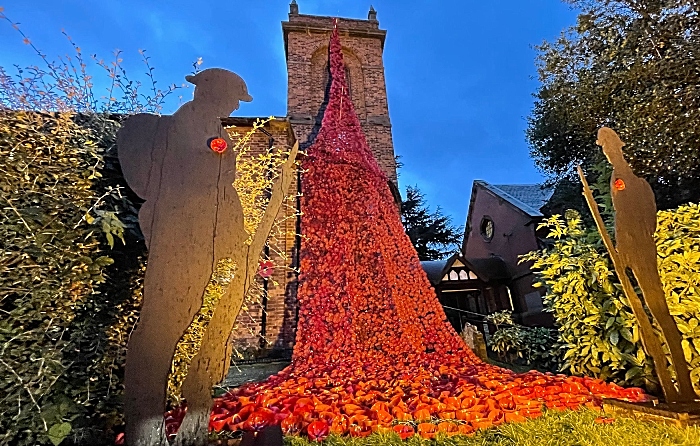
[478,181,555,217]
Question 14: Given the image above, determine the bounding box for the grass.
[283,409,700,446]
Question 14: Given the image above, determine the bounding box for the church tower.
[283,2,398,184]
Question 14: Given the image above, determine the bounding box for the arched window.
[323,63,352,97]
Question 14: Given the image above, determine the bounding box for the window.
[322,63,352,97]
[480,216,494,242]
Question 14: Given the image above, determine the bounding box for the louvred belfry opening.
[164,20,649,440]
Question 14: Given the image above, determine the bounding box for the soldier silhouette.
[118,68,252,445]
[597,127,694,399]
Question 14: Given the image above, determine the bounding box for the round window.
[480,217,494,242]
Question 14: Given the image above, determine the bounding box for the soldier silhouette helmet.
[185,68,252,113]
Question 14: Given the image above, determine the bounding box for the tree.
[527,0,700,209]
[400,185,462,260]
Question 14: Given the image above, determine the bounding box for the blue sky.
[0,0,578,229]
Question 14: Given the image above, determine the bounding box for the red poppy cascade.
[164,20,648,441]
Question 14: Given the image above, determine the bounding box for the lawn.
[279,409,700,446]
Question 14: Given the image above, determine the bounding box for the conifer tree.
[401,185,462,260]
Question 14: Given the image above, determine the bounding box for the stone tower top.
[282,2,398,184]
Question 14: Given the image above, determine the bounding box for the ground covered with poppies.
[165,21,650,442]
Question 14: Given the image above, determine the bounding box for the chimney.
[290,0,299,16]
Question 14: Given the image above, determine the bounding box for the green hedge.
[523,204,700,396]
[0,110,144,445]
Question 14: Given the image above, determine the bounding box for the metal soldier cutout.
[597,127,695,401]
[118,68,252,445]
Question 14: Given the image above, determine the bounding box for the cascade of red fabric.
[163,21,648,441]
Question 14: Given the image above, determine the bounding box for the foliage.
[0,111,143,446]
[523,202,700,396]
[656,203,700,393]
[400,185,462,261]
[231,118,287,243]
[0,12,177,445]
[485,310,516,328]
[527,0,700,209]
[522,212,658,390]
[167,259,237,406]
[485,311,561,371]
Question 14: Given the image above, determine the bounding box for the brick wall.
[224,118,299,356]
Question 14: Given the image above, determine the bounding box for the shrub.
[485,311,561,372]
[656,203,700,392]
[0,12,176,444]
[523,205,700,396]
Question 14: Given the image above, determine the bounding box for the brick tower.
[283,2,398,184]
[229,5,399,358]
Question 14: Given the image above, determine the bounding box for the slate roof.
[477,181,555,217]
[422,260,448,285]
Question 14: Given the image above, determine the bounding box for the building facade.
[284,5,398,183]
[462,181,554,326]
[422,181,555,338]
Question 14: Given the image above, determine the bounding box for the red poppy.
[209,137,227,153]
[594,417,616,424]
[614,178,626,190]
[306,420,330,441]
[417,423,438,439]
[258,259,274,278]
[281,415,303,435]
[392,424,415,440]
[437,422,460,436]
[244,410,274,431]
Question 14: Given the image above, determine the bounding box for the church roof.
[476,181,554,217]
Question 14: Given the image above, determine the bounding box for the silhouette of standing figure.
[597,127,694,400]
[117,68,252,446]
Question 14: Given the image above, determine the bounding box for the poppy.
[306,420,330,441]
[209,137,227,153]
[392,424,415,440]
